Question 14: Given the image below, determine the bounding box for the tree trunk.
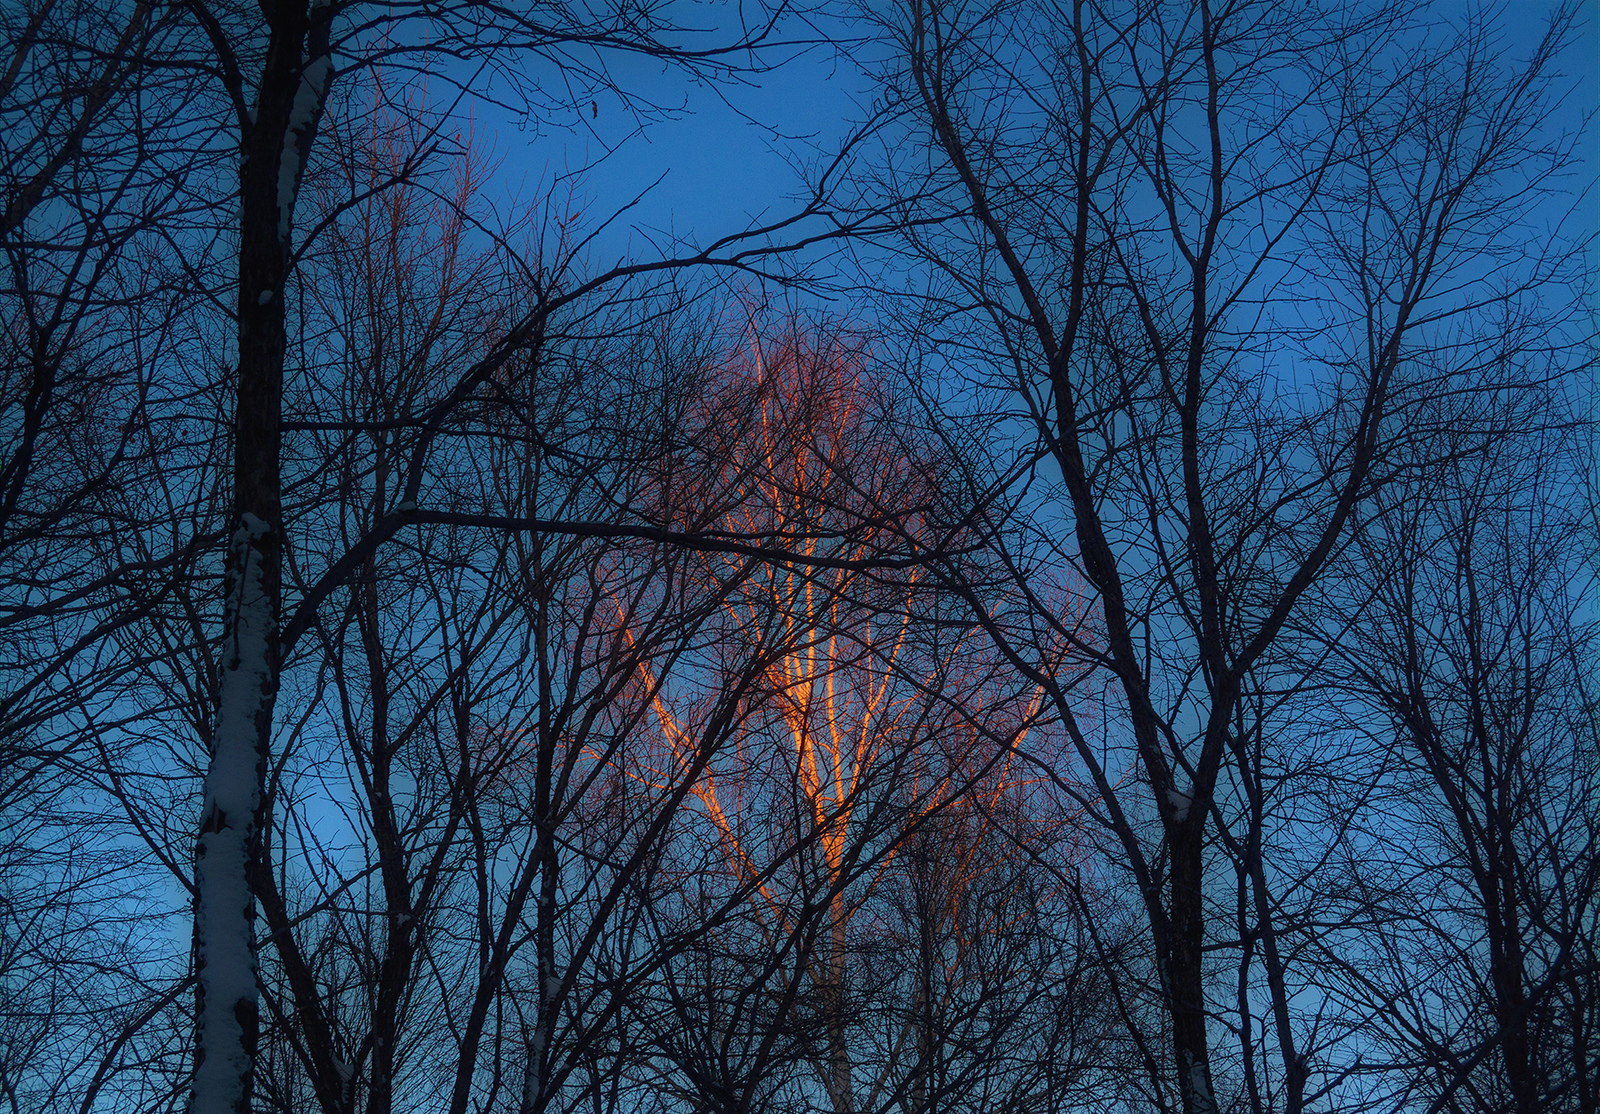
[1167,831,1217,1114]
[189,4,329,1111]
[827,888,853,1114]
[190,514,277,1114]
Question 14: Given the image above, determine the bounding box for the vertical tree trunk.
[362,544,409,1114]
[1167,833,1217,1114]
[827,886,853,1114]
[522,547,558,1114]
[190,4,329,1111]
[190,513,277,1114]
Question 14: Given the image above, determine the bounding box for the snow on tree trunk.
[191,516,276,1114]
[189,6,326,1106]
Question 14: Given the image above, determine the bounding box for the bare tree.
[623,312,1114,1114]
[639,319,959,1114]
[847,3,1592,1112]
[198,110,875,1114]
[137,3,876,1111]
[1,3,224,1107]
[1307,386,1596,1114]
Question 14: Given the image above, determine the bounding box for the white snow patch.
[205,514,272,819]
[1166,786,1192,823]
[289,56,330,134]
[257,288,273,305]
[276,148,300,239]
[277,55,331,238]
[191,513,274,1114]
[1185,1054,1217,1114]
[192,830,255,1114]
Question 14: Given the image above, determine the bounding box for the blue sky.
[468,14,872,278]
[450,2,1595,307]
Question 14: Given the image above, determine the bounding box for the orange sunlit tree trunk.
[634,311,1103,1114]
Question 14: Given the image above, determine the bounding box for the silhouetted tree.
[848,2,1591,1111]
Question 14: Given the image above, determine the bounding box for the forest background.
[0,2,1595,1114]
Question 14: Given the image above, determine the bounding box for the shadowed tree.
[156,4,862,1112]
[846,2,1592,1111]
[1308,387,1596,1114]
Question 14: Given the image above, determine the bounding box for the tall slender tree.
[168,5,852,1110]
[850,3,1591,1111]
[634,313,1107,1114]
[1311,388,1596,1114]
